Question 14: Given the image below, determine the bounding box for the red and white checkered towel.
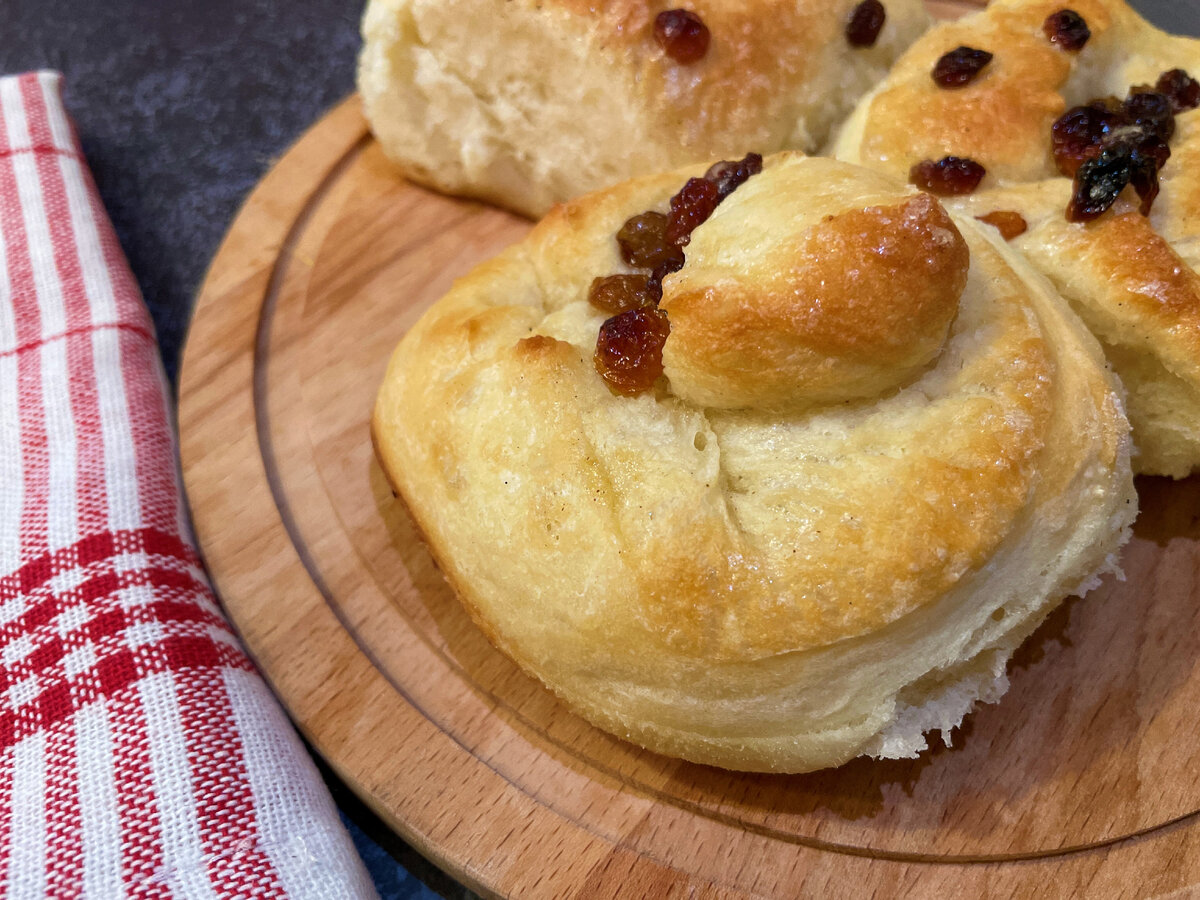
[0,72,377,898]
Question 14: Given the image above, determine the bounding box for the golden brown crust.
[630,0,902,159]
[1160,111,1200,255]
[642,229,1055,658]
[358,0,930,217]
[849,0,1122,184]
[373,154,1135,771]
[833,0,1200,475]
[663,183,969,410]
[1078,213,1200,354]
[948,187,1200,369]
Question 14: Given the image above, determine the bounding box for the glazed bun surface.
[832,0,1200,477]
[373,154,1136,773]
[357,0,929,218]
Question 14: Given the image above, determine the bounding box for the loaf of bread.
[373,153,1136,772]
[357,0,929,218]
[831,0,1200,477]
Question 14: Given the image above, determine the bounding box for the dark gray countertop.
[1,0,361,383]
[1,1,1195,898]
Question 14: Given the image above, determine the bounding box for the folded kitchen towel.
[0,71,378,899]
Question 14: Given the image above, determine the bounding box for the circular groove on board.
[180,80,1200,900]
[248,127,1200,862]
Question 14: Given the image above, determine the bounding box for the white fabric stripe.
[58,152,118,327]
[0,218,17,353]
[0,317,21,576]
[0,78,31,150]
[0,83,17,567]
[76,703,125,900]
[0,141,19,569]
[92,327,140,531]
[139,672,220,900]
[36,73,72,153]
[41,338,78,552]
[8,118,66,337]
[7,731,48,900]
[10,152,66,340]
[15,87,80,555]
[223,670,377,900]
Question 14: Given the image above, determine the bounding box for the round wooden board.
[180,38,1200,900]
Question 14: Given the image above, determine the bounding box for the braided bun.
[372,154,1136,772]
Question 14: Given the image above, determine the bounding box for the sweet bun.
[831,0,1200,476]
[372,153,1136,773]
[357,0,929,218]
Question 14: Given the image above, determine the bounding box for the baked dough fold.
[832,0,1200,476]
[373,154,1136,772]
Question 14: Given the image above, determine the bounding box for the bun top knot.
[661,157,968,410]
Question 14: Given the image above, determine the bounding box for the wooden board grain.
[179,8,1200,897]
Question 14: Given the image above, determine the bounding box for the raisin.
[647,257,685,296]
[594,307,671,395]
[909,156,986,195]
[704,152,763,199]
[1123,89,1175,141]
[593,159,764,391]
[1044,9,1090,51]
[588,274,660,314]
[655,9,710,64]
[666,177,721,247]
[1067,144,1134,222]
[1134,131,1171,170]
[932,46,993,88]
[1129,149,1160,216]
[616,212,685,269]
[1051,104,1125,176]
[1157,68,1200,112]
[976,210,1028,240]
[846,0,886,48]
